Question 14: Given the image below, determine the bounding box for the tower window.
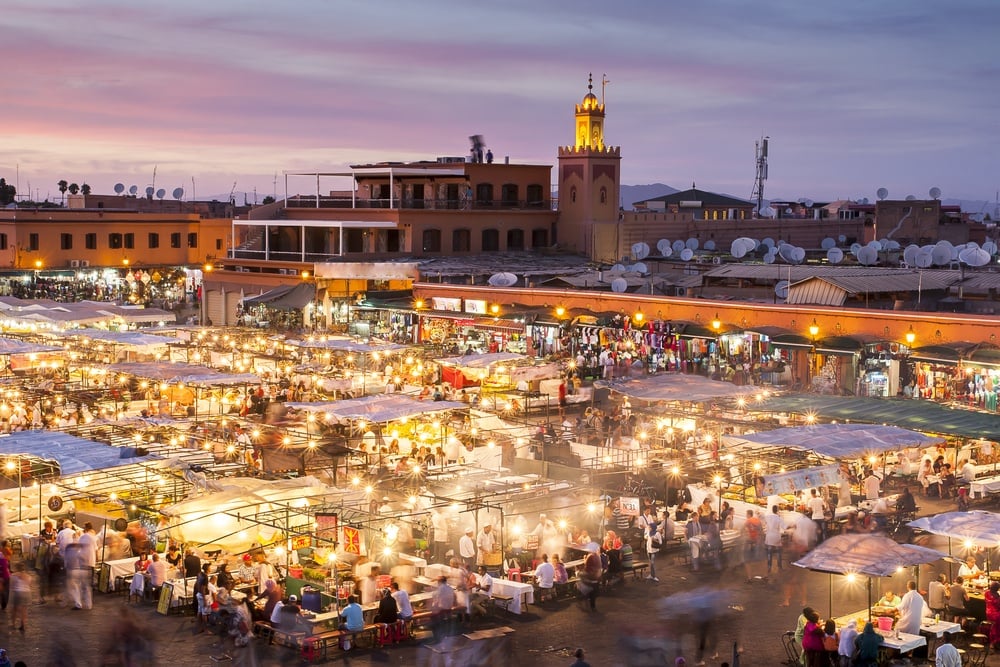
[600,187,607,204]
[570,187,577,204]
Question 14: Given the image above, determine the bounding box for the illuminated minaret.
[558,73,621,260]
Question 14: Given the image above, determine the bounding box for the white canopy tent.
[286,394,466,423]
[723,423,943,459]
[595,373,747,403]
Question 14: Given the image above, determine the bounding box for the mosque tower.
[557,73,622,261]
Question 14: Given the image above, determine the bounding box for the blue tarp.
[0,431,157,476]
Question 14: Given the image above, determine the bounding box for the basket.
[482,552,503,567]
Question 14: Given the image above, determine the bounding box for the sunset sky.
[2,0,997,204]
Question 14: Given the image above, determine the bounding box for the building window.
[29,233,39,251]
[148,233,159,249]
[124,232,134,249]
[60,233,73,250]
[421,229,441,252]
[482,228,499,252]
[506,229,524,251]
[109,233,123,249]
[475,183,494,207]
[85,233,97,249]
[600,187,607,204]
[531,228,549,248]
[570,187,577,203]
[501,184,519,207]
[216,238,222,251]
[0,234,7,251]
[187,233,198,248]
[452,229,470,252]
[170,232,181,248]
[526,184,544,208]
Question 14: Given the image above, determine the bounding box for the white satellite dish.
[960,247,991,267]
[763,252,776,264]
[611,278,628,293]
[930,246,952,266]
[784,208,793,215]
[884,240,900,251]
[610,263,626,273]
[983,241,997,255]
[821,237,836,250]
[929,186,942,200]
[632,262,648,274]
[868,240,883,252]
[838,234,847,243]
[903,245,920,265]
[487,272,517,287]
[145,186,154,197]
[128,185,138,195]
[680,248,694,262]
[114,183,125,194]
[803,199,814,208]
[914,251,933,268]
[778,244,797,263]
[661,246,673,258]
[730,240,747,259]
[155,188,166,200]
[631,242,650,260]
[760,206,776,218]
[672,240,686,253]
[857,246,879,265]
[704,240,716,251]
[761,237,775,250]
[685,238,699,250]
[172,187,184,200]
[876,187,888,201]
[827,248,844,264]
[905,195,916,201]
[792,247,806,263]
[850,243,862,257]
[775,280,790,299]
[656,239,671,255]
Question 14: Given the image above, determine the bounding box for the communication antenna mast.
[750,136,769,217]
[601,73,610,106]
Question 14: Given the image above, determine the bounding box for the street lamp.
[807,319,820,388]
[5,458,21,523]
[904,326,916,346]
[713,473,724,516]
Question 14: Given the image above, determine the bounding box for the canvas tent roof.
[286,394,466,422]
[0,337,62,355]
[285,338,409,353]
[793,533,947,577]
[242,283,316,310]
[105,362,259,386]
[723,423,942,458]
[436,352,525,368]
[595,373,746,403]
[908,511,1000,547]
[0,431,157,476]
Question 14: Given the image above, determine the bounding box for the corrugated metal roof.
[786,279,848,306]
[704,264,964,282]
[787,271,956,302]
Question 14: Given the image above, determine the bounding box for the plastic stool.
[507,568,521,582]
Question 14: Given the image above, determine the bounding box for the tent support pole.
[867,577,873,624]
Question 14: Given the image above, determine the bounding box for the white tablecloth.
[876,630,925,653]
[105,557,139,589]
[970,474,1000,499]
[918,617,961,638]
[399,553,427,573]
[491,578,534,614]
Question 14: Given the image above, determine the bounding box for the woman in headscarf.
[985,580,1000,649]
[853,622,884,667]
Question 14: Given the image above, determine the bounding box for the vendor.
[877,589,902,607]
[958,555,982,579]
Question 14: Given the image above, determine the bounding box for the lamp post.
[713,473,724,516]
[5,457,21,523]
[807,319,819,389]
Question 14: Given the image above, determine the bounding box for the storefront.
[417,297,527,354]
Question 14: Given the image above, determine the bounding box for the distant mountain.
[621,183,678,209]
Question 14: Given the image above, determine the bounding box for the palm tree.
[57,180,68,204]
[81,183,91,196]
[68,183,79,195]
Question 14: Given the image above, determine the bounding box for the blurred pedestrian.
[8,564,31,633]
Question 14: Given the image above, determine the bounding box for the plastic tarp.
[436,352,525,368]
[595,373,746,403]
[723,423,943,459]
[0,338,62,355]
[908,510,1000,547]
[242,283,316,311]
[104,362,259,387]
[285,338,408,353]
[286,394,467,423]
[793,533,947,577]
[0,431,157,476]
[60,330,178,348]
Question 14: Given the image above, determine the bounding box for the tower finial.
[588,72,593,93]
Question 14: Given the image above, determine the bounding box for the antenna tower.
[751,136,769,217]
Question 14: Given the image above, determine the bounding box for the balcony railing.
[285,196,549,210]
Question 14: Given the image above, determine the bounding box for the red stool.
[507,568,521,582]
[393,619,408,642]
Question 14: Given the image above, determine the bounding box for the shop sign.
[619,496,641,516]
[431,297,462,312]
[464,299,487,315]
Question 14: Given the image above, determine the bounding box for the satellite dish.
[792,247,806,263]
[145,186,154,197]
[905,194,916,201]
[876,187,888,201]
[763,251,776,264]
[761,237,775,250]
[850,243,862,257]
[868,240,883,252]
[656,239,671,255]
[838,234,847,243]
[960,247,991,267]
[611,278,628,293]
[778,244,797,263]
[685,238,699,250]
[680,248,694,262]
[983,241,997,256]
[128,185,138,195]
[672,240,686,253]
[114,183,125,194]
[903,244,920,265]
[760,206,775,218]
[930,246,952,266]
[827,247,844,264]
[632,262,648,274]
[857,246,879,265]
[661,246,673,258]
[703,240,716,251]
[487,272,517,287]
[803,199,814,208]
[862,197,869,205]
[821,237,836,250]
[774,280,790,299]
[884,240,901,251]
[631,242,650,260]
[730,240,747,259]
[172,187,184,200]
[155,188,166,200]
[784,208,793,215]
[610,263,626,273]
[929,186,942,200]
[914,251,933,268]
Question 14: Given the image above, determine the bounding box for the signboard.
[156,581,173,615]
[464,299,487,315]
[618,496,641,517]
[291,534,311,550]
[760,464,842,496]
[524,534,540,550]
[315,513,338,548]
[342,526,361,555]
[431,297,462,312]
[98,563,111,593]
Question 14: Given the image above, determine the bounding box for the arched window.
[475,183,494,207]
[501,184,519,207]
[452,228,471,252]
[506,229,524,251]
[421,229,441,253]
[570,187,577,203]
[531,228,548,248]
[600,187,607,204]
[482,228,499,252]
[526,184,544,208]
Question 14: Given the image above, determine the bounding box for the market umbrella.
[793,533,948,621]
[908,510,1000,573]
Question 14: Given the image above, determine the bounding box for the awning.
[0,431,158,476]
[286,394,466,423]
[793,533,946,577]
[242,283,316,311]
[724,423,943,458]
[595,373,747,403]
[910,342,979,365]
[908,511,1000,548]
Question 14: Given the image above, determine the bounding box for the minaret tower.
[558,73,622,260]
